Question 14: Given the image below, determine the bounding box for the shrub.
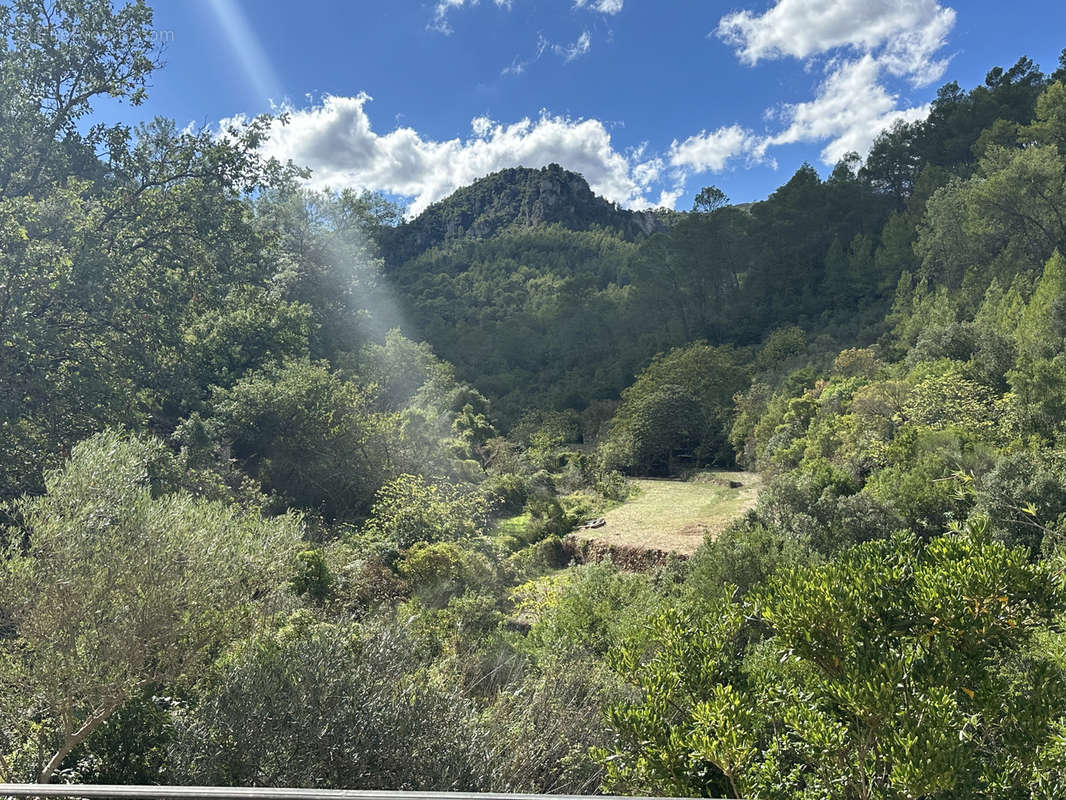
[398,541,495,608]
[290,549,335,602]
[362,474,489,551]
[170,616,488,789]
[480,472,529,516]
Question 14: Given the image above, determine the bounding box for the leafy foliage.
[170,616,486,789]
[0,430,301,781]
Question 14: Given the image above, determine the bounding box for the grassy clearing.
[495,513,532,538]
[573,471,762,556]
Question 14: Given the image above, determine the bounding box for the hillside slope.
[379,163,671,266]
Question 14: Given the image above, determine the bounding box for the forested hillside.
[382,58,1059,426]
[6,1,1066,797]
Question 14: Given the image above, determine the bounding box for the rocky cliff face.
[379,164,671,267]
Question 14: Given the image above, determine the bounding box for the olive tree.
[0,430,302,782]
[170,615,487,789]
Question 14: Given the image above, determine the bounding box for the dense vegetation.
[5,1,1066,797]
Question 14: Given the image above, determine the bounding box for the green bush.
[290,549,335,602]
[362,474,489,551]
[398,541,495,608]
[480,472,529,515]
[504,537,566,581]
[515,563,663,660]
[1,429,302,782]
[600,524,1066,798]
[170,616,488,789]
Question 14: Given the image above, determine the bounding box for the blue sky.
[117,0,1064,214]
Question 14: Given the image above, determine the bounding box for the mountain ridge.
[379,163,674,267]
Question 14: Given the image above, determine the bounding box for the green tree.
[1021,80,1066,154]
[602,342,749,474]
[0,0,157,199]
[0,430,301,782]
[201,359,395,521]
[1009,252,1066,437]
[257,188,402,361]
[692,185,728,213]
[917,145,1066,288]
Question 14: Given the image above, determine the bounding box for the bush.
[290,549,335,602]
[398,541,495,608]
[751,465,900,555]
[62,692,180,784]
[480,472,529,516]
[1,429,303,782]
[684,521,813,599]
[514,563,663,660]
[483,659,624,793]
[362,474,489,552]
[504,537,566,582]
[600,525,1066,798]
[171,615,489,789]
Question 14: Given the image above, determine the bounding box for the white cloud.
[501,55,527,76]
[656,188,684,209]
[555,31,591,63]
[435,0,621,38]
[715,0,956,167]
[631,157,664,187]
[878,9,956,85]
[717,0,955,82]
[669,125,764,173]
[243,94,669,215]
[431,0,512,34]
[501,34,550,76]
[574,0,623,13]
[661,125,770,203]
[505,30,595,76]
[761,55,931,163]
[433,0,621,36]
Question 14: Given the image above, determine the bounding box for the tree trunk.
[38,698,123,783]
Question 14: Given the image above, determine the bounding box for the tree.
[201,359,396,521]
[600,385,705,475]
[862,119,924,207]
[628,207,751,343]
[916,145,1066,288]
[0,0,158,199]
[1021,80,1066,155]
[0,113,295,500]
[0,430,302,782]
[601,342,749,474]
[692,185,728,213]
[1009,252,1066,437]
[256,188,401,362]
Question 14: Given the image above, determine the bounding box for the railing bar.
[0,786,718,800]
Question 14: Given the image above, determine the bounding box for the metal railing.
[0,786,706,800]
